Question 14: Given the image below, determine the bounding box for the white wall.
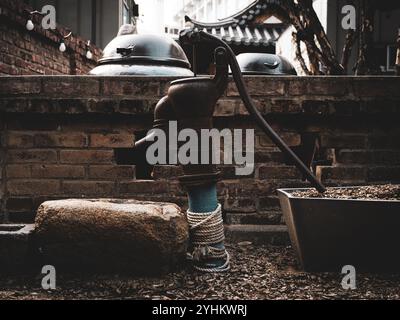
[136,0,166,34]
[313,0,328,32]
[136,0,255,36]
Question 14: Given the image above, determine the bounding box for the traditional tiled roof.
[185,0,287,47]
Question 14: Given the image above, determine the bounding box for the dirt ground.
[1,243,399,300]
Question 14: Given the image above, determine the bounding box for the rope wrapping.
[187,204,230,273]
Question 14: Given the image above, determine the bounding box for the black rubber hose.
[199,31,326,193]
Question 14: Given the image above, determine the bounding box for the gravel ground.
[1,243,399,300]
[291,184,400,201]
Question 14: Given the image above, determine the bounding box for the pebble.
[292,184,400,201]
[1,244,400,300]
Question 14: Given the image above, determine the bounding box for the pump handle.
[182,29,326,193]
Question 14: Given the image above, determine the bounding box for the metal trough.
[278,187,400,272]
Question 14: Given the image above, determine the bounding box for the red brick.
[119,180,169,194]
[289,78,349,96]
[7,150,57,163]
[62,181,115,196]
[258,132,301,147]
[0,78,41,95]
[223,198,256,213]
[87,99,119,113]
[316,166,367,183]
[7,180,61,196]
[90,133,134,148]
[227,78,285,97]
[219,165,255,179]
[254,150,284,163]
[88,165,135,179]
[258,165,302,180]
[118,99,155,115]
[236,99,267,115]
[102,79,160,96]
[269,99,303,114]
[42,78,100,96]
[217,179,275,197]
[34,133,88,148]
[31,165,85,179]
[214,99,240,116]
[257,196,280,210]
[60,150,114,164]
[225,212,282,225]
[152,165,183,180]
[6,164,31,178]
[5,132,34,147]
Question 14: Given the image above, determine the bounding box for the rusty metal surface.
[179,29,325,192]
[278,187,400,272]
[134,47,229,188]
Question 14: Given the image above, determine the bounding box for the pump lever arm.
[184,30,326,193]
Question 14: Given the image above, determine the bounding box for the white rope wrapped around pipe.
[186,204,230,272]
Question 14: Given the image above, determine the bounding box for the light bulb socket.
[85,40,93,59]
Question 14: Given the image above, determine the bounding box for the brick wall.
[1,76,400,225]
[0,0,102,75]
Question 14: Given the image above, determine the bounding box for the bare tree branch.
[281,0,344,75]
[341,29,357,73]
[298,0,344,74]
[293,32,311,75]
[396,27,400,76]
[355,0,379,75]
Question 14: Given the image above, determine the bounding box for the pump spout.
[133,95,177,150]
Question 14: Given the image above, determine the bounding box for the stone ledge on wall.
[0,76,399,116]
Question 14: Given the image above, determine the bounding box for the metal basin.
[278,187,400,272]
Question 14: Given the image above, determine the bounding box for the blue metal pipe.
[187,184,218,213]
[187,183,226,268]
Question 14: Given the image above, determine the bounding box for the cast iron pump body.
[135,28,325,272]
[136,28,326,193]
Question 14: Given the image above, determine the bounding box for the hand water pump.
[134,28,326,272]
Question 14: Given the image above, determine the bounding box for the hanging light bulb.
[59,31,72,53]
[26,11,42,31]
[59,41,66,52]
[86,50,93,60]
[26,19,34,31]
[85,40,93,59]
